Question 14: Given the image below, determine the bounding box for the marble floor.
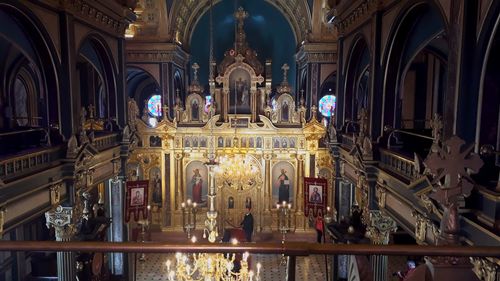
[134,253,332,281]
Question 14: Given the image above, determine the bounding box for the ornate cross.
[430,113,443,144]
[281,63,289,84]
[423,135,483,243]
[192,63,200,82]
[234,7,248,29]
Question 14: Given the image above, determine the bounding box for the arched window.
[13,77,28,126]
[318,95,336,117]
[147,95,162,117]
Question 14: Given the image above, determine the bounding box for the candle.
[166,260,171,272]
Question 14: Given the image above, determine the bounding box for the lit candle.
[193,202,197,208]
[181,202,185,209]
[249,271,254,281]
[191,236,197,243]
[282,201,286,206]
[231,238,238,245]
[288,203,291,209]
[276,203,280,209]
[257,262,262,275]
[187,199,192,205]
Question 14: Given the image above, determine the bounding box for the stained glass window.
[147,95,162,117]
[319,95,336,117]
[204,95,212,113]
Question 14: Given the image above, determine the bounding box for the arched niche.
[0,3,60,134]
[472,1,500,190]
[383,1,448,130]
[344,35,370,123]
[126,66,161,118]
[77,34,118,121]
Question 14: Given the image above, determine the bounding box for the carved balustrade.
[0,146,63,182]
[378,148,416,180]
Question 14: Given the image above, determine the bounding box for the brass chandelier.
[214,154,261,190]
[165,251,262,281]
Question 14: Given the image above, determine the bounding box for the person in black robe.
[240,208,254,242]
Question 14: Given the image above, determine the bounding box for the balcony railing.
[379,148,417,180]
[1,241,498,281]
[0,146,63,182]
[93,132,120,151]
[340,134,355,150]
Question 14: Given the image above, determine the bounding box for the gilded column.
[45,206,76,281]
[262,153,272,232]
[175,152,184,208]
[365,210,397,281]
[296,154,305,213]
[296,154,305,230]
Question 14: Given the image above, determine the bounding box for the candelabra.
[181,200,198,239]
[277,201,292,241]
[138,205,151,261]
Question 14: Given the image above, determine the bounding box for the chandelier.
[164,250,262,281]
[214,154,261,190]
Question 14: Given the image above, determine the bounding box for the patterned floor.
[134,253,332,281]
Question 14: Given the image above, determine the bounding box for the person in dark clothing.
[240,208,254,242]
[315,213,324,243]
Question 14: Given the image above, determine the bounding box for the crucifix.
[281,64,289,84]
[192,63,200,83]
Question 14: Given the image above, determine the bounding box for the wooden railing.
[379,148,416,180]
[0,241,498,257]
[0,146,63,181]
[340,134,355,149]
[93,132,120,151]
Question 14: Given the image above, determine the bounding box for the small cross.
[192,63,200,82]
[88,104,95,119]
[281,64,289,83]
[234,7,248,27]
[430,113,443,142]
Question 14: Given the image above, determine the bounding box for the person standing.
[240,208,254,242]
[315,213,324,243]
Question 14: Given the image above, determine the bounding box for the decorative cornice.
[62,0,136,37]
[335,0,380,36]
[126,43,189,66]
[296,43,337,66]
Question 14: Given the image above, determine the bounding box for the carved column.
[365,210,397,281]
[45,206,76,281]
[109,177,126,275]
[296,154,305,230]
[175,152,184,208]
[262,153,272,232]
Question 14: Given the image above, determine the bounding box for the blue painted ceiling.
[189,0,297,91]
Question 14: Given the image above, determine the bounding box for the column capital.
[365,210,397,245]
[45,206,76,241]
